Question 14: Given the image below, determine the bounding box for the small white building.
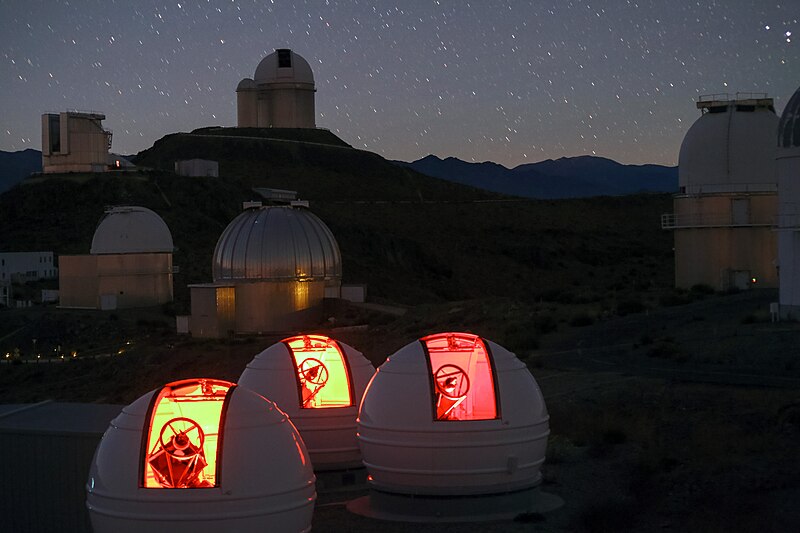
[777,83,800,317]
[174,159,219,177]
[236,49,316,129]
[0,251,58,283]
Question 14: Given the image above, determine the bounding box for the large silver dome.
[779,86,800,149]
[90,206,173,255]
[212,206,341,282]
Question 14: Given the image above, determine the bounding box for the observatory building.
[662,93,779,290]
[59,206,174,310]
[41,111,112,173]
[351,332,553,521]
[777,84,800,317]
[86,378,316,533]
[239,334,375,470]
[188,205,341,337]
[236,49,316,128]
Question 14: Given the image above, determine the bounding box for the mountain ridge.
[397,153,678,199]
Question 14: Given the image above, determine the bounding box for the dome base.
[346,486,563,523]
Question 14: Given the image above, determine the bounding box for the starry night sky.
[1,0,797,166]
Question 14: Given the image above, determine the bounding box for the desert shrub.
[617,298,645,316]
[580,498,641,533]
[690,283,715,295]
[659,291,691,307]
[570,313,594,327]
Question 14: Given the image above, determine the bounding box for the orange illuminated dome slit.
[284,334,353,409]
[422,332,499,421]
[142,378,234,488]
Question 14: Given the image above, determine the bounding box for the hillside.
[0,148,41,192]
[400,154,677,199]
[1,128,674,309]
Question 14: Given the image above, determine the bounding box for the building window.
[49,114,61,153]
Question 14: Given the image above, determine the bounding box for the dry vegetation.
[1,131,798,531]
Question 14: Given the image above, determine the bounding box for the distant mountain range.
[0,149,41,192]
[396,154,677,199]
[0,147,677,199]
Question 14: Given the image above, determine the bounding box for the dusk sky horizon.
[1,1,797,167]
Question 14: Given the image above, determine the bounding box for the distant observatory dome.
[679,94,778,193]
[254,49,315,85]
[779,86,800,149]
[239,334,375,470]
[86,378,316,533]
[237,49,316,128]
[90,206,173,255]
[356,333,549,516]
[212,206,341,284]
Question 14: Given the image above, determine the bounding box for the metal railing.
[661,212,776,229]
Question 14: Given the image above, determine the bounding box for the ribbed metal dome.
[90,206,173,255]
[212,206,341,282]
[779,86,800,149]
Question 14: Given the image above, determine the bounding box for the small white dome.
[239,334,375,470]
[86,378,316,533]
[90,206,174,255]
[357,332,549,496]
[253,49,314,85]
[679,96,778,193]
[212,206,341,283]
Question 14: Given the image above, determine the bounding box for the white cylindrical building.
[236,49,316,128]
[86,378,316,533]
[778,84,800,317]
[239,334,375,470]
[351,332,552,521]
[59,206,175,309]
[663,93,779,290]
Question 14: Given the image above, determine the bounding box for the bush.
[617,299,645,316]
[569,313,594,327]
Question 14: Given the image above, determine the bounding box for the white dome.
[239,334,375,470]
[679,96,778,193]
[253,49,314,86]
[212,206,341,283]
[90,206,174,255]
[357,332,549,496]
[86,378,315,533]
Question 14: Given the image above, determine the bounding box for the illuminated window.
[142,379,235,489]
[285,335,353,409]
[422,333,499,421]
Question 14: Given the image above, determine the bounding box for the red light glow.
[143,379,234,488]
[285,335,353,409]
[422,333,498,421]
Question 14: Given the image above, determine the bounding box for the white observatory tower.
[778,84,800,317]
[236,49,316,128]
[663,93,779,291]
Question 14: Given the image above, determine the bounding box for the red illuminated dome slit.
[285,335,353,409]
[422,332,498,421]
